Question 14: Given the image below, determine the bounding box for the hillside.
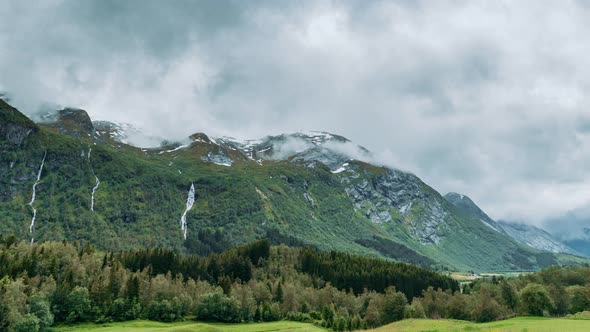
[0,99,585,271]
[444,192,579,256]
[562,228,590,257]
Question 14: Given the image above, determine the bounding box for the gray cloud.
[2,0,590,231]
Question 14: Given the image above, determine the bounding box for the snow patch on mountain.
[201,151,232,167]
[93,121,164,147]
[158,144,190,154]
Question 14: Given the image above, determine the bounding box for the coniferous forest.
[1,236,590,331]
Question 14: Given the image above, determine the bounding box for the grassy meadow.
[55,320,325,332]
[54,317,590,332]
[375,317,590,332]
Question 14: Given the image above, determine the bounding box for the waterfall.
[91,175,100,212]
[180,183,195,240]
[29,151,47,243]
[88,147,100,211]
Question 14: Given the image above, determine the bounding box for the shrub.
[286,311,313,322]
[447,293,470,320]
[29,295,53,331]
[13,314,40,332]
[568,286,590,314]
[471,288,502,322]
[109,298,142,322]
[404,298,426,319]
[195,292,240,323]
[144,299,181,322]
[382,288,407,323]
[65,287,92,323]
[520,283,555,316]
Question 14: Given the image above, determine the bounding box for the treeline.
[404,265,590,323]
[119,239,270,284]
[299,248,459,299]
[0,237,456,331]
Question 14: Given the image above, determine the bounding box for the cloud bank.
[2,0,590,231]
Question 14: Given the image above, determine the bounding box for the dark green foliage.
[0,238,589,330]
[0,239,468,330]
[471,287,502,322]
[144,300,181,322]
[500,281,519,311]
[520,283,555,316]
[29,295,54,331]
[12,314,40,332]
[569,285,590,313]
[260,303,282,322]
[195,293,240,323]
[108,299,141,322]
[64,287,93,323]
[446,292,470,320]
[0,99,37,129]
[299,248,459,299]
[381,288,407,323]
[119,239,268,284]
[355,236,435,268]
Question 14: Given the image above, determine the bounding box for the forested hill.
[0,98,587,271]
[0,238,458,331]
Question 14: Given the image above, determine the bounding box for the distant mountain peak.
[56,108,96,138]
[497,220,578,255]
[189,132,213,144]
[444,192,492,220]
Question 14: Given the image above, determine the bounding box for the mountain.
[444,192,578,255]
[443,193,507,234]
[496,221,578,255]
[0,99,586,271]
[561,228,590,257]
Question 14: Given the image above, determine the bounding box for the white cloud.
[2,0,590,231]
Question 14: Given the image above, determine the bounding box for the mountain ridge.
[444,192,578,255]
[1,100,587,271]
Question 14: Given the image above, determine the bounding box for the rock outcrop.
[0,99,37,145]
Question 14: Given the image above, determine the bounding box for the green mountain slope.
[0,99,584,271]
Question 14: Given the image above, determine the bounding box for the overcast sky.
[2,0,590,235]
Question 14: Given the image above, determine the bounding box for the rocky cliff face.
[0,99,37,145]
[497,221,577,254]
[56,108,95,137]
[342,167,447,244]
[43,108,105,142]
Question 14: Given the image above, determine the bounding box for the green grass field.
[375,317,590,332]
[54,317,590,332]
[55,320,326,332]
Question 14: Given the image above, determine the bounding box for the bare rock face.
[55,108,96,139]
[190,132,212,143]
[0,99,37,145]
[342,167,448,245]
